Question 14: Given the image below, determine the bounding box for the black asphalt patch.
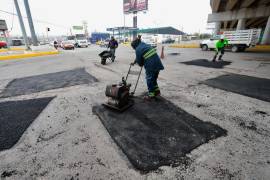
[168,52,180,56]
[0,68,98,98]
[203,74,270,102]
[92,96,226,171]
[0,97,54,151]
[181,59,231,69]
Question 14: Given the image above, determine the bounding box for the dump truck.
[200,29,261,52]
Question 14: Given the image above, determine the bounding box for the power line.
[0,9,68,29]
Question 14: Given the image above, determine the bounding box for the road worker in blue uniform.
[131,38,164,100]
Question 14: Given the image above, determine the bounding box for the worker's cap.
[131,38,141,49]
[220,35,225,40]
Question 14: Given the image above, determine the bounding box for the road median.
[0,47,25,52]
[169,44,200,48]
[0,50,60,61]
[246,45,270,52]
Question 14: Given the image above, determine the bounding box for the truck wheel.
[239,47,246,52]
[101,58,106,65]
[232,45,239,53]
[202,45,208,51]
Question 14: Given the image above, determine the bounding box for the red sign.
[124,0,148,14]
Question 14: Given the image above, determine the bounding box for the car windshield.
[75,34,86,40]
[212,35,220,40]
[67,36,75,40]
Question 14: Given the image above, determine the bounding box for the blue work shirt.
[135,42,164,72]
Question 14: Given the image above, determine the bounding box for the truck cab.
[200,35,220,51]
[75,34,88,48]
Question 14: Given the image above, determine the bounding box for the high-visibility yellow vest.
[143,48,156,60]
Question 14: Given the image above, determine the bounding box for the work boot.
[218,55,223,61]
[212,56,217,62]
[144,92,155,101]
[154,86,160,96]
[155,90,161,96]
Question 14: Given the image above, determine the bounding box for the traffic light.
[47,27,50,32]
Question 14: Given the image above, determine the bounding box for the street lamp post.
[24,0,38,46]
[14,0,31,50]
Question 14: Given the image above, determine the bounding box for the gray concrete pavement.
[0,45,269,179]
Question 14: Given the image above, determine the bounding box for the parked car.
[0,41,7,49]
[143,38,157,48]
[12,39,23,46]
[162,38,175,44]
[39,41,49,45]
[99,40,109,48]
[61,41,75,50]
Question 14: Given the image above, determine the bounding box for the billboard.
[124,0,148,14]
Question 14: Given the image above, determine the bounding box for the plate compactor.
[103,64,143,112]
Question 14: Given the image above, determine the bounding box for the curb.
[0,51,60,61]
[0,47,25,52]
[169,44,200,48]
[246,45,270,52]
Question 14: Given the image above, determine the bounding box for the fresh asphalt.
[0,45,269,179]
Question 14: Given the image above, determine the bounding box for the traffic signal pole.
[14,0,31,50]
[24,0,38,46]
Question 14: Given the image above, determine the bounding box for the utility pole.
[46,27,50,41]
[123,13,126,41]
[14,0,31,50]
[24,0,38,46]
[3,31,10,50]
[82,20,88,37]
[132,0,138,40]
[133,11,137,40]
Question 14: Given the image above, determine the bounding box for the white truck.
[142,36,157,48]
[67,34,88,48]
[200,29,261,52]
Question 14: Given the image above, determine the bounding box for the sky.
[0,0,212,37]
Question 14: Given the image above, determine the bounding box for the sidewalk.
[0,45,60,61]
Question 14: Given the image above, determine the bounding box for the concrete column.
[14,0,31,50]
[213,22,221,35]
[236,19,246,30]
[261,16,270,45]
[24,0,38,46]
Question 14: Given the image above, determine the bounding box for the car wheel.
[202,45,208,51]
[101,58,106,65]
[232,45,238,53]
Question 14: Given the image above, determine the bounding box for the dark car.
[162,38,175,44]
